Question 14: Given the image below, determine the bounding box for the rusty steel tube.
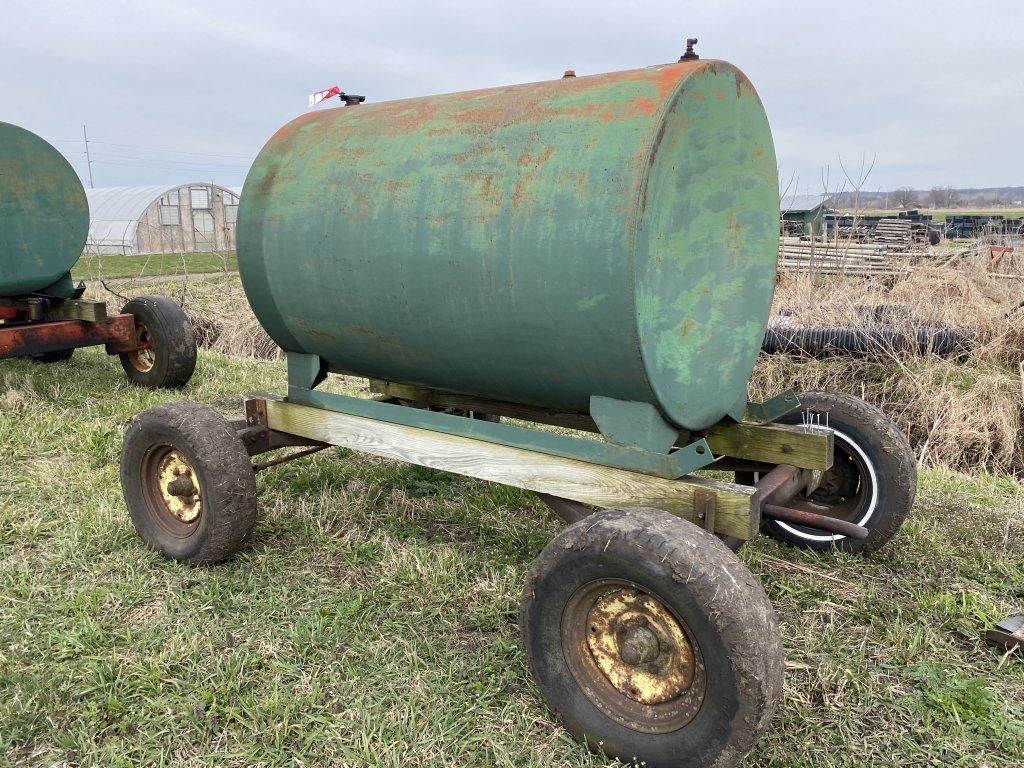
[0,314,138,359]
[761,503,869,540]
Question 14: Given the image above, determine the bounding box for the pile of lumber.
[874,218,913,252]
[777,238,908,276]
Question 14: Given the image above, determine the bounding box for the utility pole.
[82,124,94,188]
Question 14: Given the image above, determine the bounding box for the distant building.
[780,194,830,236]
[85,183,239,255]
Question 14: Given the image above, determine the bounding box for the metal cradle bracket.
[742,389,801,425]
[285,353,715,480]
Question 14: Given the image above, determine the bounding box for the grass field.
[0,348,1022,767]
[848,208,1024,224]
[73,252,237,281]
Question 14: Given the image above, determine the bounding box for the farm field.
[0,346,1022,767]
[72,252,237,282]
[850,208,1024,223]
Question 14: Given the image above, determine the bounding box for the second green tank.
[0,122,89,297]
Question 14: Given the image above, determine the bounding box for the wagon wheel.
[121,402,256,565]
[119,295,197,389]
[735,391,916,555]
[521,508,782,768]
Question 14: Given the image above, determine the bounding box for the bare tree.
[892,187,918,209]
[929,186,959,208]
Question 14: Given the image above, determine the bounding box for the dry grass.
[90,275,282,362]
[756,265,1024,473]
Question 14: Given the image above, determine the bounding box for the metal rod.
[252,445,329,472]
[536,492,592,524]
[762,503,869,540]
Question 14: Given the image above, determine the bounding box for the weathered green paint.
[0,123,89,297]
[239,60,779,430]
[287,379,716,480]
[590,395,679,454]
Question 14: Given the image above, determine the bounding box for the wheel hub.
[157,450,201,523]
[127,321,156,373]
[585,588,695,706]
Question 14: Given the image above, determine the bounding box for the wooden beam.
[264,398,759,540]
[703,422,833,470]
[50,299,107,323]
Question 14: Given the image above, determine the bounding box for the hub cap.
[562,580,706,733]
[127,321,156,373]
[142,444,202,533]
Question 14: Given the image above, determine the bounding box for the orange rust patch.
[714,89,725,101]
[517,145,556,168]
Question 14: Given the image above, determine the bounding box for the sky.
[2,0,1021,194]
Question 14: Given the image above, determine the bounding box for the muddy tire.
[119,295,197,389]
[737,391,916,555]
[121,402,257,565]
[521,508,782,768]
[29,348,75,363]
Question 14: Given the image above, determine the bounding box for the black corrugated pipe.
[762,325,975,360]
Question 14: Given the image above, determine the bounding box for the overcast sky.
[2,0,1021,193]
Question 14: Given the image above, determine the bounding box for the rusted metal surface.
[754,463,807,506]
[561,580,706,734]
[692,487,717,533]
[0,123,89,297]
[252,445,330,473]
[238,397,329,457]
[156,450,202,523]
[536,493,592,524]
[141,444,202,535]
[238,60,779,431]
[0,314,138,359]
[762,503,869,540]
[986,615,1024,651]
[123,320,156,373]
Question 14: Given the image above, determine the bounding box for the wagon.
[119,50,916,768]
[0,122,196,388]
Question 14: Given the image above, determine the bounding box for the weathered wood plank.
[51,299,107,323]
[703,422,833,470]
[265,399,759,540]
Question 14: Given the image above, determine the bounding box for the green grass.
[845,208,1024,224]
[73,252,237,281]
[1,349,1022,767]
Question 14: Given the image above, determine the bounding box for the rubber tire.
[121,402,257,565]
[739,392,916,556]
[29,348,75,363]
[521,508,782,768]
[119,295,197,389]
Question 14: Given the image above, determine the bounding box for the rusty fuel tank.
[0,123,89,297]
[237,59,779,430]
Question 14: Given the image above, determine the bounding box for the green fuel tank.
[238,60,779,430]
[0,122,89,297]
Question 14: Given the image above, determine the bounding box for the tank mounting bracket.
[590,395,679,454]
[742,390,801,425]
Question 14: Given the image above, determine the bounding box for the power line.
[68,158,247,173]
[89,152,249,169]
[94,161,246,173]
[90,139,253,160]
